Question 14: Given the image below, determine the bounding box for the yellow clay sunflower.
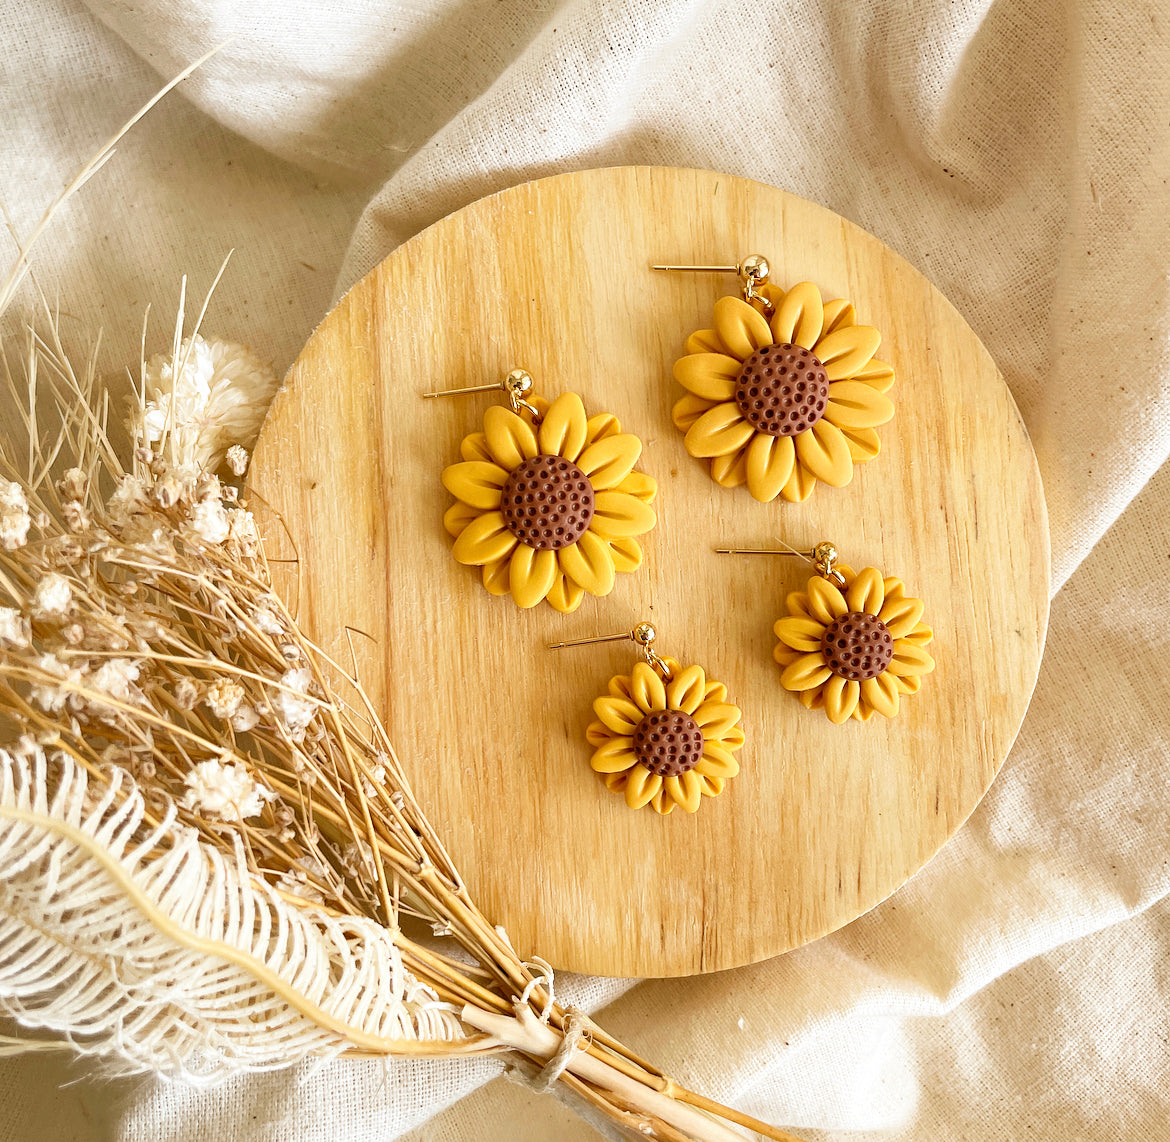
[442,393,657,611]
[585,658,744,814]
[773,566,934,723]
[672,283,895,502]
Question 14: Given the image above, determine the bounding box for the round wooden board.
[251,166,1049,978]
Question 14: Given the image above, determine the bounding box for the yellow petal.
[773,644,801,667]
[903,621,934,647]
[607,537,643,574]
[758,283,785,312]
[847,567,886,615]
[484,405,539,469]
[593,695,643,734]
[508,546,557,608]
[861,672,900,718]
[577,434,642,490]
[684,328,726,355]
[673,353,742,400]
[585,412,621,444]
[650,788,675,815]
[779,461,816,502]
[780,653,832,692]
[585,720,611,747]
[697,743,739,778]
[794,420,854,487]
[703,678,728,705]
[807,576,849,624]
[785,590,813,620]
[719,724,745,751]
[452,512,517,565]
[853,357,896,393]
[824,381,895,430]
[481,558,511,596]
[823,675,860,724]
[666,664,706,715]
[744,432,795,502]
[443,501,480,538]
[589,491,657,539]
[701,776,725,799]
[821,298,855,335]
[840,425,882,462]
[774,615,826,653]
[878,593,925,639]
[613,471,657,503]
[711,449,749,487]
[441,461,508,509]
[630,660,667,714]
[684,402,755,458]
[608,672,636,703]
[815,325,881,381]
[714,295,773,358]
[538,392,589,461]
[888,641,936,677]
[673,393,716,432]
[665,772,702,813]
[591,740,639,774]
[459,432,493,463]
[694,701,741,736]
[895,673,923,695]
[625,765,662,809]
[771,281,824,349]
[557,530,616,596]
[547,572,586,613]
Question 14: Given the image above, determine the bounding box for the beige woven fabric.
[1,0,1168,1138]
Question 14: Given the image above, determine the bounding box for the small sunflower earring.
[654,256,895,502]
[719,541,935,723]
[549,622,745,814]
[427,368,657,612]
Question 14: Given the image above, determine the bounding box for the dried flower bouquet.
[0,70,806,1142]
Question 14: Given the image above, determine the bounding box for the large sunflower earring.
[719,540,935,723]
[426,369,657,612]
[549,622,745,814]
[654,255,895,502]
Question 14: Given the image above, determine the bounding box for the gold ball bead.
[740,254,770,283]
[633,622,657,646]
[813,540,839,566]
[505,368,533,397]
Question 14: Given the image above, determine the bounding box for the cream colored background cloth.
[2,0,1168,1138]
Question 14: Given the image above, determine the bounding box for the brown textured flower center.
[734,344,829,437]
[500,455,595,550]
[632,710,704,777]
[822,611,894,681]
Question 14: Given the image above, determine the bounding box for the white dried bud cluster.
[275,667,317,740]
[0,481,31,550]
[0,606,30,649]
[32,573,73,620]
[205,678,245,720]
[182,756,275,822]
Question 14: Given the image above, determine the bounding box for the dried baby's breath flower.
[172,677,200,710]
[61,500,90,532]
[29,653,82,713]
[181,756,275,822]
[57,467,87,501]
[140,335,278,473]
[88,658,142,711]
[0,607,30,649]
[105,475,150,528]
[0,482,31,551]
[32,573,73,620]
[275,667,316,740]
[205,678,245,720]
[230,704,260,733]
[190,499,229,544]
[252,605,284,636]
[225,444,249,477]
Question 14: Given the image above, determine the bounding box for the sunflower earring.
[549,622,745,814]
[718,541,935,723]
[427,368,658,612]
[654,255,895,502]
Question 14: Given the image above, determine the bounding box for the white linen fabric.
[1,0,1168,1138]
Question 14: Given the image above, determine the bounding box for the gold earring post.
[549,622,673,680]
[422,368,541,421]
[652,254,773,314]
[716,540,846,587]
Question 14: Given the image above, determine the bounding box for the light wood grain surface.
[250,166,1049,978]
